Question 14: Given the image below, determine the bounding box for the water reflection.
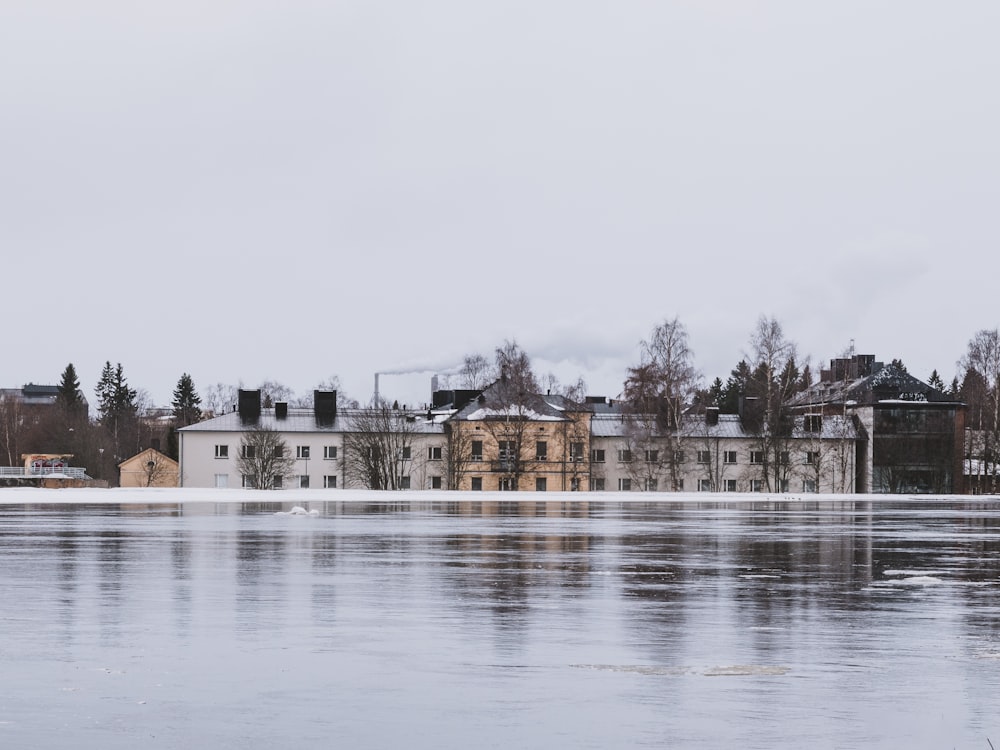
[0,497,999,749]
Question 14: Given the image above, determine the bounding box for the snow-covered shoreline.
[0,487,983,505]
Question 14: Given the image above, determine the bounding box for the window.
[674,450,685,463]
[471,441,483,461]
[591,449,606,463]
[590,478,606,491]
[499,477,515,491]
[618,449,632,463]
[750,451,765,464]
[570,442,585,462]
[324,475,337,489]
[272,475,283,489]
[536,477,547,491]
[298,475,309,489]
[699,479,712,492]
[779,479,789,492]
[751,479,763,492]
[570,478,580,491]
[241,474,253,488]
[803,479,816,493]
[324,446,338,460]
[242,445,256,459]
[430,476,442,489]
[779,451,789,465]
[804,415,823,432]
[214,474,228,488]
[645,478,658,491]
[398,476,410,489]
[724,479,737,492]
[297,445,310,459]
[428,446,442,461]
[644,450,659,463]
[273,445,284,458]
[723,451,737,464]
[677,479,684,491]
[498,440,515,459]
[806,451,820,465]
[697,450,711,464]
[400,446,411,460]
[471,477,483,491]
[215,445,229,459]
[618,478,632,491]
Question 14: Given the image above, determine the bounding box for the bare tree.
[959,329,1000,491]
[140,452,173,487]
[237,427,296,489]
[495,340,539,393]
[203,383,238,418]
[342,405,420,489]
[457,354,492,391]
[622,317,700,491]
[258,380,295,408]
[0,394,24,467]
[745,315,800,492]
[293,377,360,409]
[444,420,473,490]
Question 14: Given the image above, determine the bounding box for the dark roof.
[448,380,585,422]
[788,363,958,408]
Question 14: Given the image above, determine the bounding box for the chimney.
[314,390,337,427]
[739,396,763,433]
[238,389,261,425]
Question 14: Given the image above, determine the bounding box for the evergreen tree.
[719,360,752,414]
[95,362,139,466]
[890,358,908,373]
[56,363,84,414]
[949,377,961,399]
[95,361,116,421]
[172,373,202,426]
[706,377,725,407]
[927,369,946,393]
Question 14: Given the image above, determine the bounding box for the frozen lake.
[1,490,999,749]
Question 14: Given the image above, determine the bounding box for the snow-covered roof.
[449,381,582,423]
[179,408,445,435]
[591,413,858,441]
[788,362,958,409]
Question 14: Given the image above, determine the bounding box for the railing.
[0,467,89,479]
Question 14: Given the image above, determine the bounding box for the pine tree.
[927,369,946,393]
[56,363,84,414]
[95,361,116,422]
[172,373,202,426]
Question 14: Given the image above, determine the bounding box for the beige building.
[444,382,591,492]
[118,448,180,488]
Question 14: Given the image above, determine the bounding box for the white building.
[178,390,448,490]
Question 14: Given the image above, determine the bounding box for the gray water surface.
[2,497,999,749]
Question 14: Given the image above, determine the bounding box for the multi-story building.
[179,390,447,490]
[788,355,965,494]
[443,381,592,492]
[589,404,859,493]
[178,360,962,494]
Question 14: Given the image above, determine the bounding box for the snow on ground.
[0,487,983,505]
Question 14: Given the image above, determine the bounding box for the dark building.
[788,355,965,494]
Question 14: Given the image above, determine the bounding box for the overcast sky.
[3,1,998,409]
